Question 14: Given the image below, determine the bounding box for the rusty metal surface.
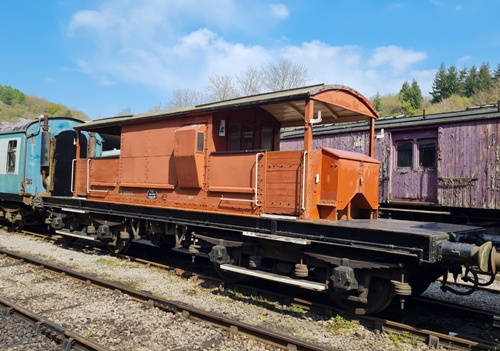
[0,119,36,133]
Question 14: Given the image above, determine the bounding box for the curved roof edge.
[0,117,84,135]
[76,84,378,132]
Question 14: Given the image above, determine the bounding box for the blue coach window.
[7,140,17,173]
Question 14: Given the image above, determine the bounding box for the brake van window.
[7,140,17,173]
[396,140,413,169]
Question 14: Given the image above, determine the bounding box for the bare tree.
[261,57,309,92]
[207,74,240,101]
[167,88,208,109]
[115,107,132,116]
[236,66,263,96]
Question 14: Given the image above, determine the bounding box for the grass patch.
[387,330,419,349]
[95,258,140,269]
[327,315,357,334]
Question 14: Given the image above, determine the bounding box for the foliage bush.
[0,86,88,123]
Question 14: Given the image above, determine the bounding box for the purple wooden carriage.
[281,106,500,237]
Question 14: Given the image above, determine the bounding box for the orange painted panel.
[73,159,88,196]
[208,153,258,193]
[174,125,206,188]
[320,147,379,219]
[264,151,302,215]
[89,158,119,185]
[121,120,176,158]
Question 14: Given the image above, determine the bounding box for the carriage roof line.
[282,104,500,139]
[75,84,379,134]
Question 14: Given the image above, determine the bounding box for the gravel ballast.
[0,230,497,350]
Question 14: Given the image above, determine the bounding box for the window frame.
[417,138,437,170]
[395,140,413,170]
[394,137,437,172]
[6,139,18,173]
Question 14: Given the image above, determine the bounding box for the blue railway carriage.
[0,116,87,228]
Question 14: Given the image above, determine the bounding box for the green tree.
[477,62,493,92]
[430,63,447,103]
[371,91,382,112]
[458,67,468,95]
[399,80,423,116]
[493,63,500,80]
[0,85,26,106]
[431,63,462,102]
[464,65,479,97]
[444,64,462,98]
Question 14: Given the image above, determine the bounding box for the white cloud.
[388,3,404,9]
[66,1,433,103]
[456,56,472,65]
[270,4,289,19]
[368,45,427,73]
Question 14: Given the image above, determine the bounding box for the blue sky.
[1,0,499,120]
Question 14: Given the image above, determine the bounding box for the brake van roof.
[75,84,379,134]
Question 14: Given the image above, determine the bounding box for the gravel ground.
[423,278,500,314]
[0,314,62,351]
[0,229,497,350]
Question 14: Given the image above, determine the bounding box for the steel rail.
[0,247,336,351]
[0,296,112,351]
[14,230,500,350]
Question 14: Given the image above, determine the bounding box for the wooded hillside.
[0,85,88,123]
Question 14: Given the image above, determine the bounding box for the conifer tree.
[477,62,493,91]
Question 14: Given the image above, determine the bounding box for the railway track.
[0,295,112,351]
[3,228,500,350]
[0,246,333,351]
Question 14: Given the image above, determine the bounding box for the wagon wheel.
[331,278,394,315]
[107,237,131,254]
[10,217,25,231]
[8,210,25,231]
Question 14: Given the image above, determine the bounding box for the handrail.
[301,151,307,211]
[220,152,263,206]
[86,159,108,193]
[70,159,76,193]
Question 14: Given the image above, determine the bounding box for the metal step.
[219,264,328,291]
[55,230,96,241]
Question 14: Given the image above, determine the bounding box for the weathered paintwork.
[73,85,379,221]
[281,107,500,212]
[0,117,89,200]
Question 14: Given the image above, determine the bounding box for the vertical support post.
[75,131,81,160]
[304,99,314,153]
[74,131,81,196]
[369,117,375,158]
[301,99,315,219]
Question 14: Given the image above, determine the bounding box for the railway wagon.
[41,85,500,315]
[282,106,500,242]
[0,116,90,228]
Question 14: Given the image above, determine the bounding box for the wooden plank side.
[264,151,302,215]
